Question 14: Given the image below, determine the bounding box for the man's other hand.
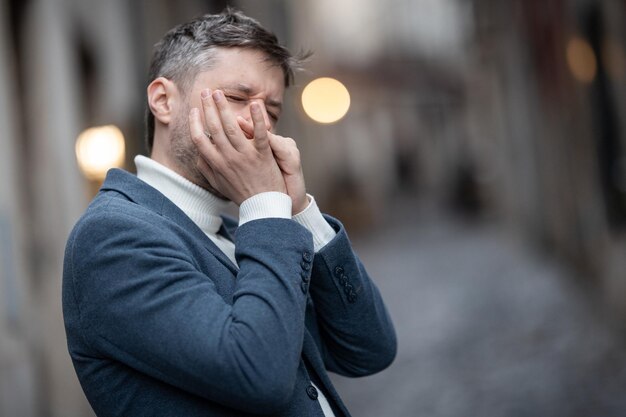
[237,114,308,215]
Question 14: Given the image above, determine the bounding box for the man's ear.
[147,77,179,126]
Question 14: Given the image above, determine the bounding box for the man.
[63,9,396,417]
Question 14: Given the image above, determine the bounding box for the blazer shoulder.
[81,190,160,227]
[67,191,172,260]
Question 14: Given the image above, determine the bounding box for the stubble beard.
[170,104,229,200]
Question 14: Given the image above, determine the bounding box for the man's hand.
[237,115,308,215]
[189,89,287,205]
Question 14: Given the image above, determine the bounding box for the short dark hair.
[145,8,307,153]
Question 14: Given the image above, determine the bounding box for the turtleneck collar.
[134,155,231,235]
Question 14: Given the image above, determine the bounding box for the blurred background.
[1,0,626,415]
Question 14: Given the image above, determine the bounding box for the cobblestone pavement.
[331,203,626,417]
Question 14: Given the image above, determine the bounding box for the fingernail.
[201,89,211,99]
[212,90,223,102]
[250,102,259,113]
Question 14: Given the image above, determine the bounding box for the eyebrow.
[221,83,283,111]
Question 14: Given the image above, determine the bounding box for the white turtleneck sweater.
[134,155,337,416]
[135,155,336,264]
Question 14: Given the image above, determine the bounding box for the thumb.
[268,135,286,157]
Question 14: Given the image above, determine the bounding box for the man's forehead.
[192,50,285,102]
[210,47,285,79]
[194,48,283,82]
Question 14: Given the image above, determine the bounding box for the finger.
[251,102,269,151]
[237,116,254,139]
[189,107,219,164]
[196,155,219,189]
[254,100,272,131]
[200,89,231,151]
[212,90,247,150]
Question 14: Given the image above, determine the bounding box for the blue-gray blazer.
[63,169,396,416]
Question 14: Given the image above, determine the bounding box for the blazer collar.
[100,169,238,274]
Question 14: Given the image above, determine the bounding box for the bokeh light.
[75,125,126,181]
[301,77,351,124]
[566,36,597,83]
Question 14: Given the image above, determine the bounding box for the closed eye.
[226,95,246,103]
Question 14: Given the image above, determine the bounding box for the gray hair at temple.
[144,8,308,153]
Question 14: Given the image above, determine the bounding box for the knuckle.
[190,132,204,144]
[289,143,300,157]
[206,122,221,133]
[224,125,238,137]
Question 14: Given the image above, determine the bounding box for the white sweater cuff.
[239,192,292,226]
[292,194,336,252]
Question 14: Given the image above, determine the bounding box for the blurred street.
[332,198,626,417]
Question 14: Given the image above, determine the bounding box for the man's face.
[169,47,286,193]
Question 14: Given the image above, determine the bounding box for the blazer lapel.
[217,222,235,243]
[160,200,239,274]
[101,169,239,275]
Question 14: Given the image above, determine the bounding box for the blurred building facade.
[0,0,625,415]
[464,0,626,313]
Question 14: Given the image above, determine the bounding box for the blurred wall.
[0,0,225,415]
[0,1,36,415]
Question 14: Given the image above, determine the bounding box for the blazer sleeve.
[65,204,313,414]
[307,214,397,377]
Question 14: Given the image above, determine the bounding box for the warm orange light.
[566,36,597,83]
[75,125,125,181]
[301,77,351,124]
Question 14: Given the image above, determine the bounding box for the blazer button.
[334,266,344,277]
[347,291,357,303]
[302,252,312,262]
[301,271,310,282]
[306,384,318,400]
[301,261,311,271]
[301,281,309,294]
